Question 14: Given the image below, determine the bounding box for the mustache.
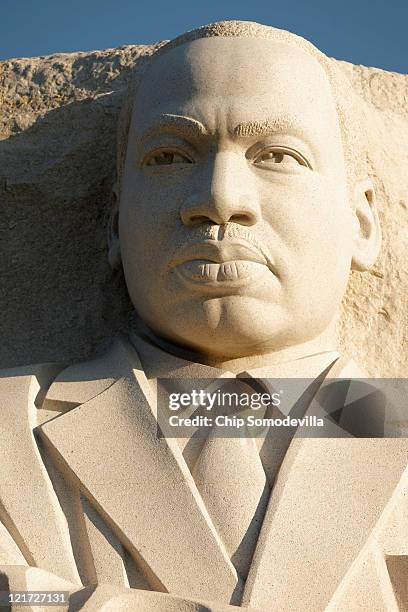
[168,222,276,272]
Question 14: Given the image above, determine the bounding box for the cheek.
[261,177,351,256]
[119,196,172,263]
[259,178,353,305]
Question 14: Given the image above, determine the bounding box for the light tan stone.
[0,19,407,612]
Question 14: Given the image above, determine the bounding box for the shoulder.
[0,362,64,409]
[326,355,406,437]
[0,334,143,412]
[42,333,143,411]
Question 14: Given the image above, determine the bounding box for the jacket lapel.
[243,435,408,610]
[37,344,239,603]
[0,364,81,584]
[242,360,408,610]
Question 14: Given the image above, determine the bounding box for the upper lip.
[171,239,276,272]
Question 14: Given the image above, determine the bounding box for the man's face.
[119,37,354,358]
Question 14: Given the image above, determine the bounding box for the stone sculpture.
[1,20,407,611]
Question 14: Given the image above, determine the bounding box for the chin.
[148,295,299,359]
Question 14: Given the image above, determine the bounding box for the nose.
[180,151,261,227]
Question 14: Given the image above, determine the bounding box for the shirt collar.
[129,325,340,382]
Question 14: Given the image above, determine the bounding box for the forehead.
[133,37,339,136]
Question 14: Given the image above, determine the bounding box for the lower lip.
[175,259,272,290]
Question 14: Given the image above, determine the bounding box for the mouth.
[171,240,277,291]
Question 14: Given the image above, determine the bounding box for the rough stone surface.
[0,45,407,375]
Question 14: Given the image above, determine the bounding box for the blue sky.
[1,0,407,73]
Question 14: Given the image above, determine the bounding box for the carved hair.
[117,20,367,194]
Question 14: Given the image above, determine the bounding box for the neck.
[132,315,339,375]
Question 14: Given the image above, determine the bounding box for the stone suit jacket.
[0,334,407,611]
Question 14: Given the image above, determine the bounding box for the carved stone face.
[117,37,367,359]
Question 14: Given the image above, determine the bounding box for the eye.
[253,147,311,169]
[143,149,193,167]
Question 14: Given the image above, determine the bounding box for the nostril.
[188,215,211,226]
[229,213,255,226]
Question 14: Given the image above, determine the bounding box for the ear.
[351,178,382,271]
[108,182,122,270]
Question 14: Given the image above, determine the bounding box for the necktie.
[191,378,270,580]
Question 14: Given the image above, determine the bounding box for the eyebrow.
[140,114,208,144]
[233,117,302,138]
[139,114,305,146]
